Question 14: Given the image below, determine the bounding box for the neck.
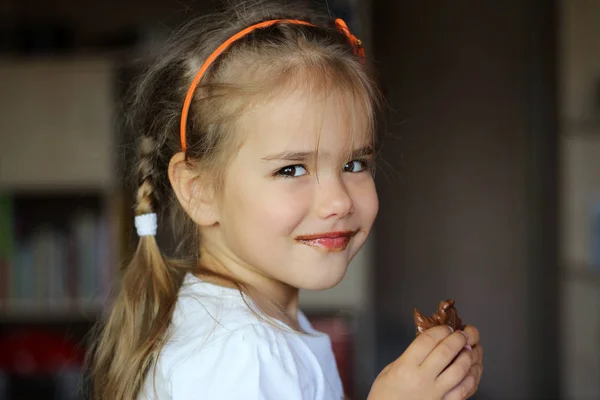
[196,246,300,324]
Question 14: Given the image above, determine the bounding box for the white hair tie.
[135,213,157,236]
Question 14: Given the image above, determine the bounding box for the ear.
[168,152,219,226]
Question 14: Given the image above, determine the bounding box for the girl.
[89,1,483,399]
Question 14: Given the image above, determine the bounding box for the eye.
[276,164,308,178]
[343,160,370,173]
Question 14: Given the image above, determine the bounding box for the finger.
[465,364,483,398]
[421,330,469,376]
[471,344,483,365]
[435,348,473,393]
[400,325,454,365]
[442,365,477,400]
[463,325,479,347]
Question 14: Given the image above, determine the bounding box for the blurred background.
[0,0,598,399]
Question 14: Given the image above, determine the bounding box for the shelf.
[0,300,105,322]
[0,184,118,195]
[562,118,600,136]
[562,265,600,286]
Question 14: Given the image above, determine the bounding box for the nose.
[315,176,354,219]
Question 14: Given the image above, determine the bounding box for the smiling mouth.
[295,230,359,252]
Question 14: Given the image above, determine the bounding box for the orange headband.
[180,18,364,151]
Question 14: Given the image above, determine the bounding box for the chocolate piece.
[414,299,465,336]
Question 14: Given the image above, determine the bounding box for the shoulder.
[167,323,317,400]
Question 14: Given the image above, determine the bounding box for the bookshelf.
[0,56,129,320]
[0,55,132,399]
[559,1,600,398]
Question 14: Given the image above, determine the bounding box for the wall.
[371,1,559,399]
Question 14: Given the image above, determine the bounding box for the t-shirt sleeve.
[169,324,316,400]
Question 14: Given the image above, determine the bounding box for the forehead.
[238,87,372,155]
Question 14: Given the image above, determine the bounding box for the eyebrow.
[262,145,374,162]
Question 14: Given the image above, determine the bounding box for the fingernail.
[447,325,454,333]
[460,330,469,341]
[465,344,472,351]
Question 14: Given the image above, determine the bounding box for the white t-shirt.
[138,273,344,400]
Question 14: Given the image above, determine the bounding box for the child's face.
[213,88,378,291]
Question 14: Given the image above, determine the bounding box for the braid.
[90,134,187,400]
[136,136,157,215]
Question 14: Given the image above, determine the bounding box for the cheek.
[226,179,311,235]
[350,178,379,224]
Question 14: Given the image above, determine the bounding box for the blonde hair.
[88,1,382,399]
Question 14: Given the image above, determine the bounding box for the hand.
[367,325,483,400]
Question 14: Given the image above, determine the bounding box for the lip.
[295,230,359,252]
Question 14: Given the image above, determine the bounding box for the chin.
[298,262,349,291]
